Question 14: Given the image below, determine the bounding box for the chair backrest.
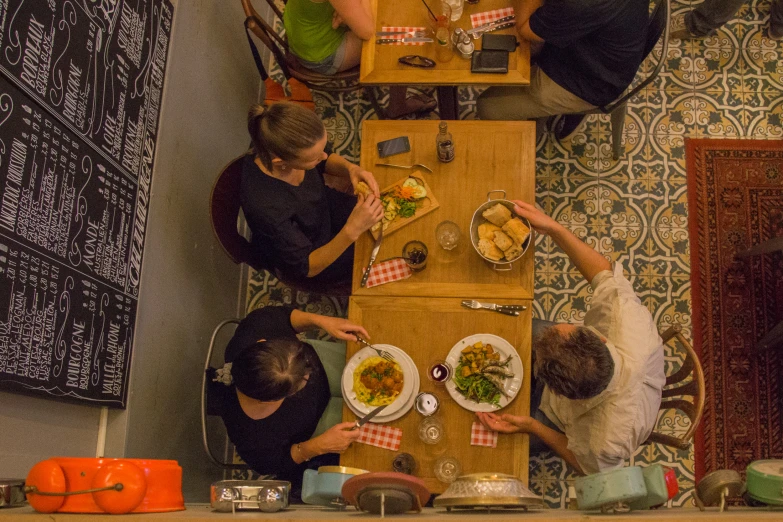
[602,0,670,112]
[201,319,249,470]
[210,155,267,272]
[645,324,706,450]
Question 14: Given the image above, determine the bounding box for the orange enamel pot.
[25,457,184,514]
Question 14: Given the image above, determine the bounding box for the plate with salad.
[445,334,523,412]
[370,173,440,239]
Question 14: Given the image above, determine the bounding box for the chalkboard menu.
[0,0,173,407]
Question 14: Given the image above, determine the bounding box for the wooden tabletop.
[360,0,531,85]
[353,120,536,299]
[340,296,532,494]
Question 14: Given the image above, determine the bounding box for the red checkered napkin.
[363,258,412,288]
[471,422,498,448]
[380,26,428,45]
[470,7,515,28]
[358,422,403,451]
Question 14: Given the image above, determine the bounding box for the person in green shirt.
[283,0,434,118]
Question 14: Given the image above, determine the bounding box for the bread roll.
[478,223,502,241]
[482,203,512,226]
[354,181,372,196]
[493,230,514,251]
[504,242,523,260]
[478,238,504,261]
[502,218,531,245]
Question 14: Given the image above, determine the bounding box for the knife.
[468,16,516,39]
[360,226,383,287]
[377,37,434,44]
[376,30,416,36]
[353,404,388,429]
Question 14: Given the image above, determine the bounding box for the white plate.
[445,334,523,413]
[341,345,416,416]
[343,368,419,423]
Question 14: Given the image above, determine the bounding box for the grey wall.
[0,392,100,477]
[104,0,260,501]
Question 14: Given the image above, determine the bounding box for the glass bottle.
[436,121,455,163]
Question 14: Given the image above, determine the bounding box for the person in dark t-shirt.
[211,306,370,489]
[241,102,383,289]
[477,0,648,138]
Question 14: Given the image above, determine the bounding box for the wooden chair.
[210,155,268,273]
[555,0,671,160]
[645,324,706,450]
[201,319,249,470]
[242,0,387,118]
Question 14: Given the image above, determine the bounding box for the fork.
[354,334,395,362]
[461,300,524,316]
[375,162,433,173]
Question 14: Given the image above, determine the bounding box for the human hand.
[344,193,384,240]
[349,167,380,197]
[331,11,344,29]
[510,200,560,235]
[313,422,361,454]
[315,316,369,342]
[476,412,534,434]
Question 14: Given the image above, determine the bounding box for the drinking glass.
[434,456,462,483]
[418,416,444,445]
[444,0,464,21]
[436,220,461,250]
[403,241,428,271]
[433,0,451,31]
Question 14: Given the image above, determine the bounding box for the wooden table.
[340,296,532,493]
[352,120,536,299]
[360,0,531,119]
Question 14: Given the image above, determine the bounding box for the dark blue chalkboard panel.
[0,0,173,407]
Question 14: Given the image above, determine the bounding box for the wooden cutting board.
[371,172,439,239]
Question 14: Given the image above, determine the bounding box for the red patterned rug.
[687,139,783,483]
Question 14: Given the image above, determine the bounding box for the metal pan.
[470,190,532,271]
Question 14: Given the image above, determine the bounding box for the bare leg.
[336,31,363,72]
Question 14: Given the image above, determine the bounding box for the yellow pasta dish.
[353,357,404,406]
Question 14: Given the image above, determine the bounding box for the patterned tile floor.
[244,0,783,508]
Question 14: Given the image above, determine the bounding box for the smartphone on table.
[377,136,411,158]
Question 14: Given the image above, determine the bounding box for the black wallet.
[481,34,518,52]
[470,50,509,74]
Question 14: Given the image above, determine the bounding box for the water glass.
[434,456,462,483]
[403,241,428,271]
[436,220,461,250]
[444,0,464,21]
[418,416,444,445]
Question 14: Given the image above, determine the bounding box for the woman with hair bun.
[211,306,369,491]
[241,102,381,289]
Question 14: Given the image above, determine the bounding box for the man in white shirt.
[477,201,666,475]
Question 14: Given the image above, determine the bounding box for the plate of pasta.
[341,345,418,418]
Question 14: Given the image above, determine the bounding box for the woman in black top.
[241,102,383,288]
[214,306,369,487]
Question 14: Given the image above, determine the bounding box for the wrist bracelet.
[296,443,310,462]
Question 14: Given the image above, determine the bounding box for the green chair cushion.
[307,339,346,398]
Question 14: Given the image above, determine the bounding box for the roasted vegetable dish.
[453,342,514,406]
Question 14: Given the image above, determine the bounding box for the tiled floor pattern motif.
[243,0,783,508]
